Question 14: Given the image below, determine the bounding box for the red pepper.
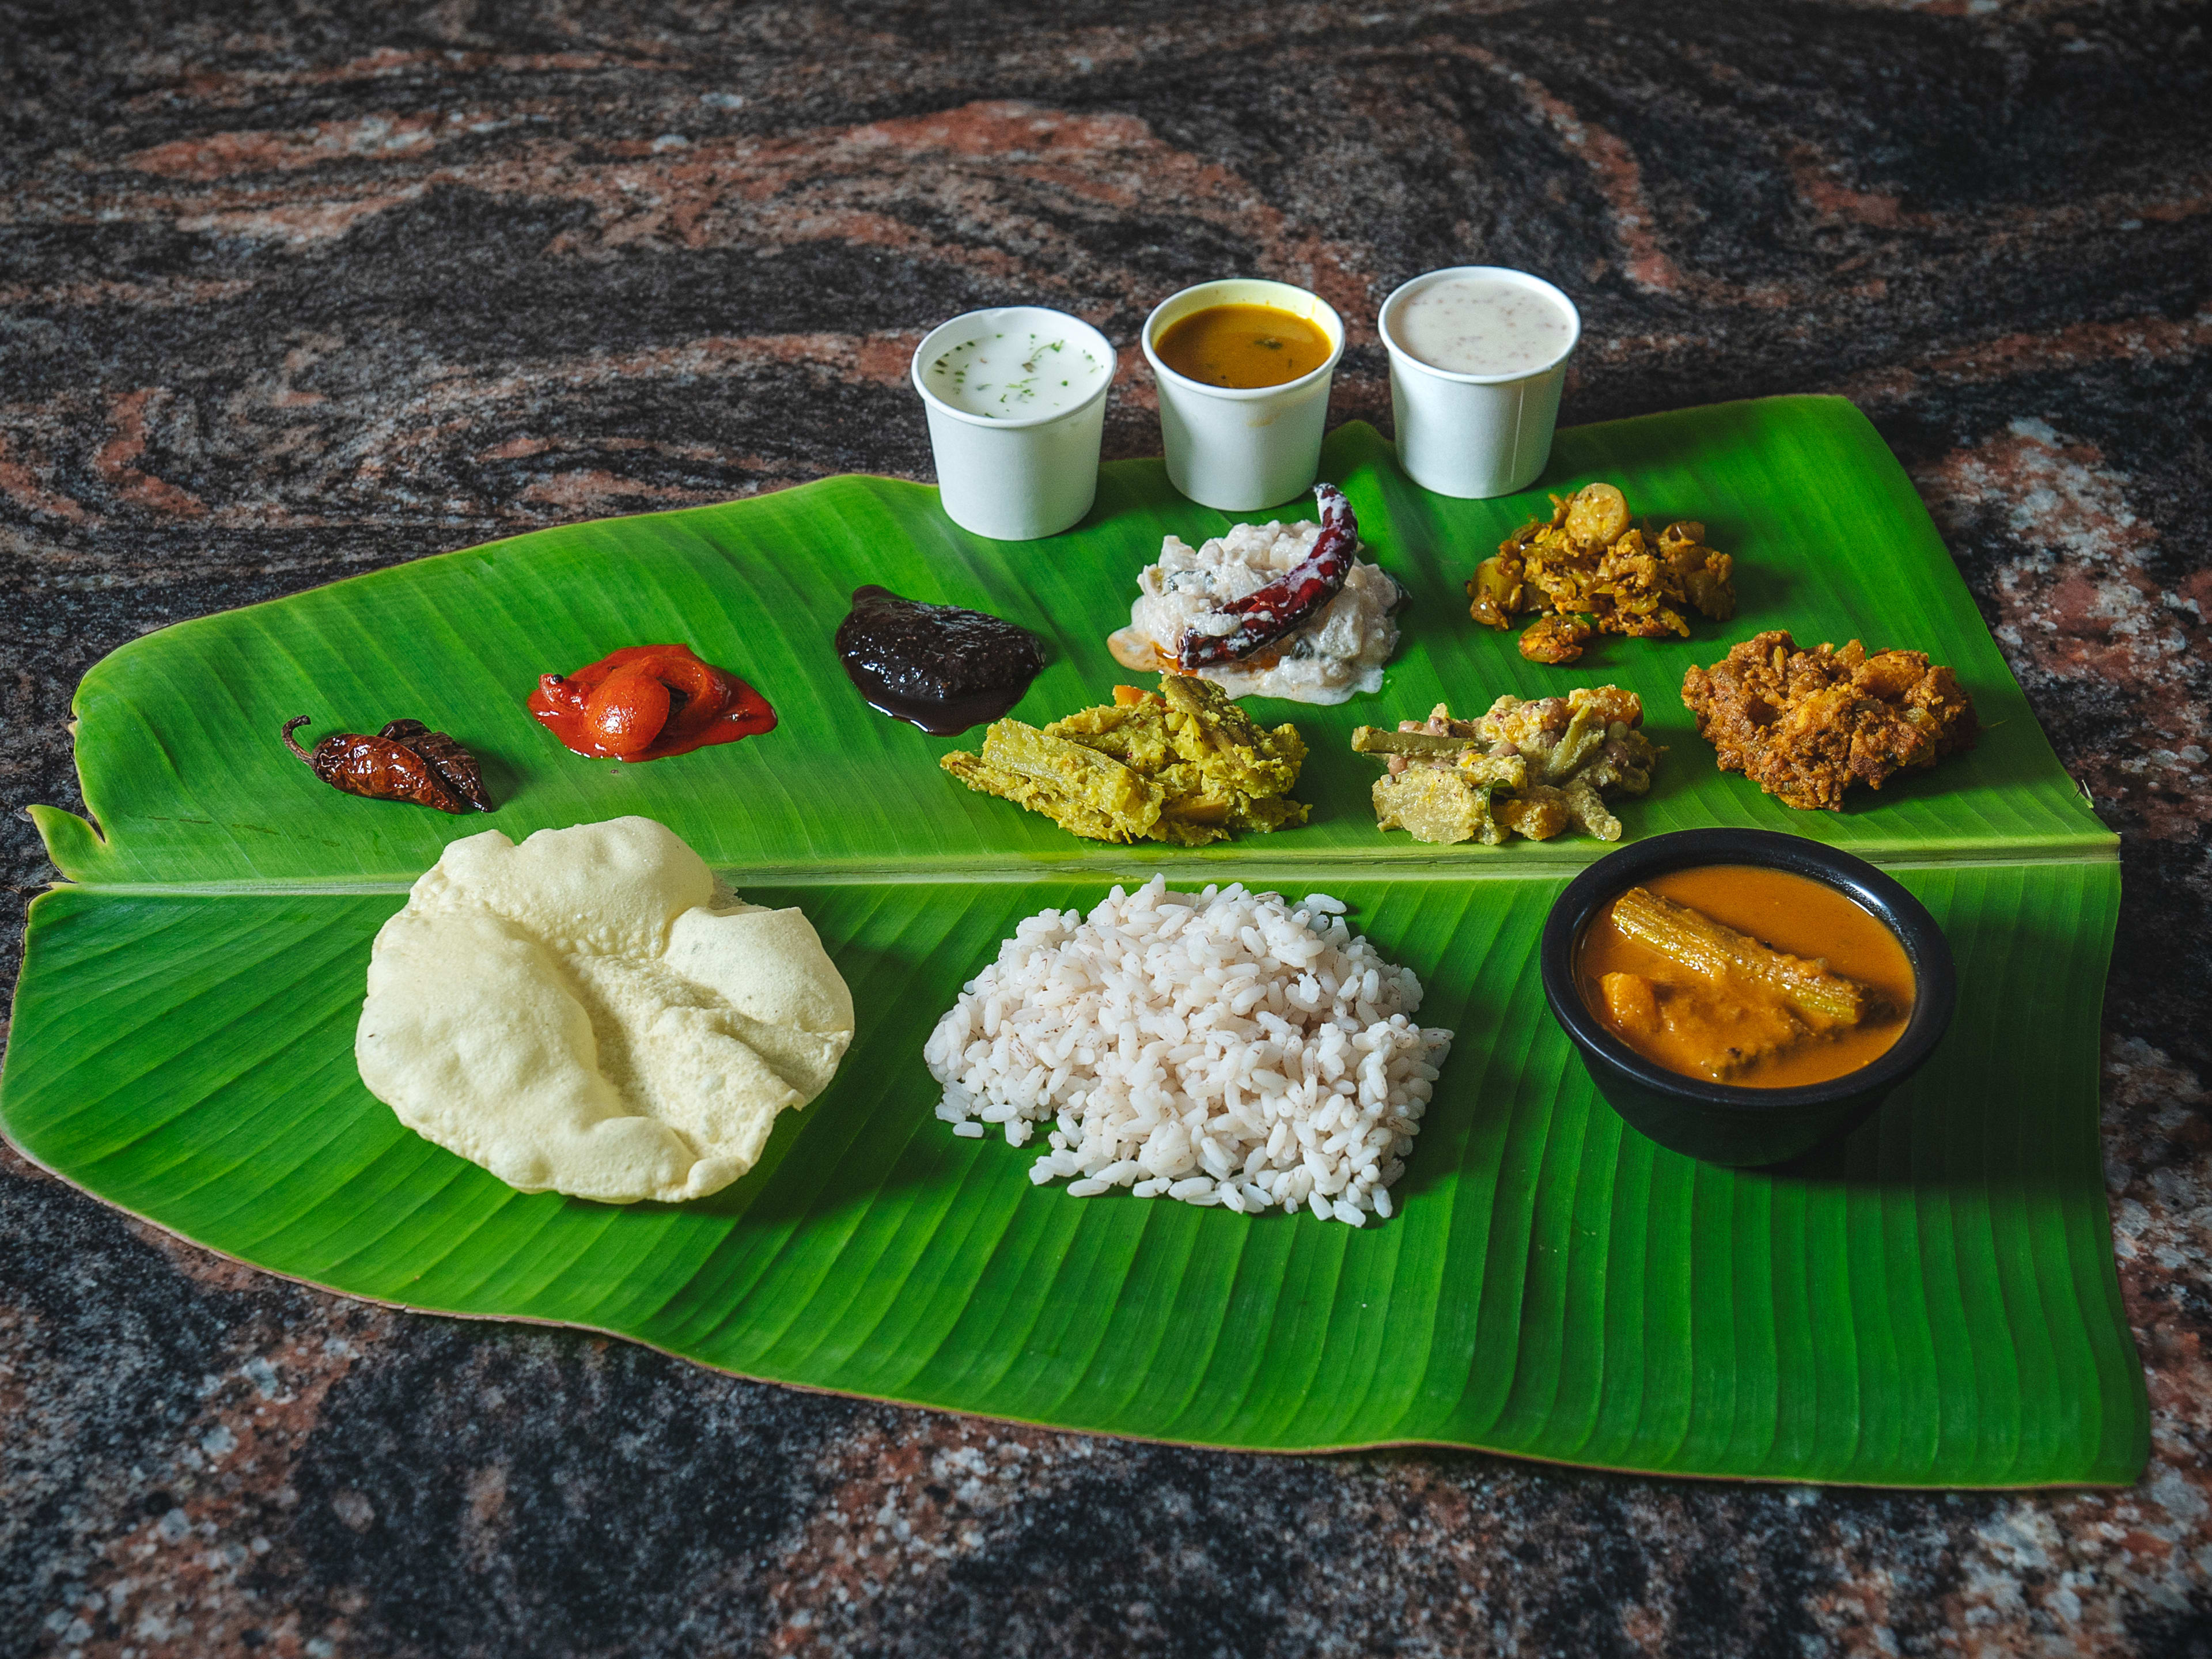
[1177,482,1359,671]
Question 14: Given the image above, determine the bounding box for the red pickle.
[530,643,777,762]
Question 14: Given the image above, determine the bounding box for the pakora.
[1351,685,1660,846]
[1680,630,1978,811]
[1467,482,1735,664]
[941,673,1308,845]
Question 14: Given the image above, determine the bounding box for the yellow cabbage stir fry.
[1351,685,1661,846]
[941,673,1307,846]
[1467,482,1736,664]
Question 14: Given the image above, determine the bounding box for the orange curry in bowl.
[1153,303,1333,389]
[1574,864,1914,1089]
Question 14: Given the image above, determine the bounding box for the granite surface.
[3,2,2209,1654]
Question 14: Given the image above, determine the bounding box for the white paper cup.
[911,306,1115,540]
[1141,279,1344,512]
[1378,267,1580,499]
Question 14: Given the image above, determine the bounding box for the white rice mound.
[923,877,1453,1225]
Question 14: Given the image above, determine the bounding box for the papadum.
[357,816,854,1203]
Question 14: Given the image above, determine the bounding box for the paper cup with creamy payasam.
[912,306,1116,541]
[1380,266,1581,499]
[1142,278,1345,513]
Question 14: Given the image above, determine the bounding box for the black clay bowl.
[1540,828,1957,1168]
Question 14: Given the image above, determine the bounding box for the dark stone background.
[3,3,2207,1654]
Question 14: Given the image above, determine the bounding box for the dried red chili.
[282,717,490,814]
[1176,482,1359,670]
[529,643,777,762]
[378,719,494,810]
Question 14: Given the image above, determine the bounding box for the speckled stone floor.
[3,4,2208,1656]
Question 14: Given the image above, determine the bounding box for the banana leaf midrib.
[32,835,2124,900]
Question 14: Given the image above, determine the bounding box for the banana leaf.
[2,399,2143,1485]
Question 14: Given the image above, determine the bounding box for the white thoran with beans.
[923,877,1452,1224]
[1107,519,1403,704]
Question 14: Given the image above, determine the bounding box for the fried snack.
[1467,482,1735,664]
[357,818,854,1205]
[1351,685,1659,846]
[1680,630,1978,811]
[941,673,1308,846]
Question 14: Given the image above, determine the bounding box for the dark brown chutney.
[835,585,1044,735]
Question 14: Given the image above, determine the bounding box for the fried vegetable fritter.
[1680,630,1978,811]
[1351,685,1660,846]
[1467,482,1735,664]
[941,673,1308,845]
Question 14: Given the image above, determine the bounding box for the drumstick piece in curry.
[1608,885,1873,1028]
